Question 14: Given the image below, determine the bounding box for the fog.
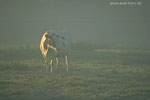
[0,0,149,48]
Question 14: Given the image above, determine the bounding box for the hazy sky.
[0,0,149,47]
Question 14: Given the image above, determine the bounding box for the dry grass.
[0,44,150,100]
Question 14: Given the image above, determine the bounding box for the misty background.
[0,0,149,48]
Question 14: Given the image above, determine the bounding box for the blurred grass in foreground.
[0,43,150,100]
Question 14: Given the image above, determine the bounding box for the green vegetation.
[0,43,150,100]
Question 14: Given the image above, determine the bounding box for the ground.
[0,43,150,100]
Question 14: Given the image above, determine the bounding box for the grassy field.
[0,43,150,100]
